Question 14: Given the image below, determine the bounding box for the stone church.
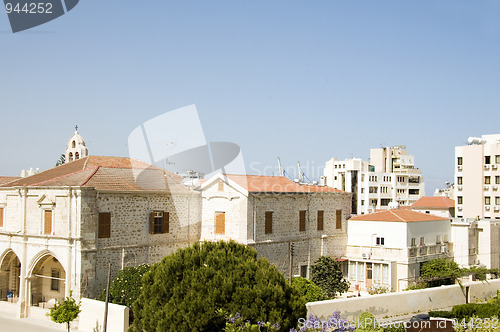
[0,130,351,318]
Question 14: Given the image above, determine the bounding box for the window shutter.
[336,210,342,229]
[98,213,111,238]
[162,212,169,234]
[149,212,154,234]
[44,210,52,235]
[317,211,324,231]
[265,211,272,234]
[299,210,306,231]
[215,212,225,234]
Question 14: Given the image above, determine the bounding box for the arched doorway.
[29,253,65,307]
[0,250,21,302]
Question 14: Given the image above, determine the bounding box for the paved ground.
[0,311,65,332]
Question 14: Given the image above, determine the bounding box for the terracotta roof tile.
[0,156,188,193]
[412,196,455,209]
[223,174,344,193]
[350,209,449,222]
[0,176,21,185]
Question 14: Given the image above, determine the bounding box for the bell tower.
[65,126,88,163]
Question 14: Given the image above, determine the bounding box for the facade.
[324,146,425,215]
[454,134,500,219]
[345,208,452,292]
[411,196,455,218]
[199,174,352,279]
[0,154,200,317]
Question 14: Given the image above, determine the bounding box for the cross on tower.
[75,125,78,131]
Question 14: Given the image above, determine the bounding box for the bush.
[311,256,349,298]
[130,241,306,331]
[451,303,500,320]
[356,311,382,332]
[368,285,390,295]
[291,277,324,303]
[98,263,150,308]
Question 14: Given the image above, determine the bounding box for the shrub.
[130,240,306,331]
[47,292,81,332]
[291,277,324,302]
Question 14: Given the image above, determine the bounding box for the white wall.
[79,298,129,332]
[348,220,407,249]
[407,220,451,248]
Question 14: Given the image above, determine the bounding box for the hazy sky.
[1,1,500,193]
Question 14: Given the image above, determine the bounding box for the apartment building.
[455,134,500,219]
[324,146,425,215]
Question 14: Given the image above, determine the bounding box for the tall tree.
[311,256,350,298]
[130,241,306,332]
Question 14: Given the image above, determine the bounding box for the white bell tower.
[65,126,88,163]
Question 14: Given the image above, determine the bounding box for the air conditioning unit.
[484,165,490,170]
[484,186,490,191]
[493,165,498,170]
[458,185,463,191]
[457,165,463,171]
[362,253,370,259]
[493,186,498,191]
[441,246,447,253]
[474,259,480,265]
[485,206,490,211]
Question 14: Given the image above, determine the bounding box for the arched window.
[68,153,73,162]
[72,140,75,148]
[75,152,80,160]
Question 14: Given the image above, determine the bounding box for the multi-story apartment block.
[324,146,425,215]
[454,134,500,219]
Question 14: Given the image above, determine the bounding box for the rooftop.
[350,208,450,222]
[412,196,455,209]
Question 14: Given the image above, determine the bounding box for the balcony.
[408,244,450,258]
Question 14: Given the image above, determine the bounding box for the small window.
[299,210,306,232]
[411,238,416,247]
[485,197,491,205]
[51,269,60,291]
[300,265,308,278]
[457,177,463,185]
[317,210,324,231]
[44,210,52,235]
[376,237,384,246]
[458,196,463,205]
[420,237,425,245]
[0,207,3,228]
[336,210,342,229]
[265,211,273,234]
[485,156,491,164]
[361,200,365,206]
[496,155,500,164]
[218,182,224,191]
[68,152,73,162]
[150,211,169,234]
[485,176,491,185]
[436,235,441,244]
[457,157,463,166]
[496,176,500,185]
[75,152,79,160]
[72,140,76,148]
[496,197,500,205]
[98,213,111,238]
[215,212,225,234]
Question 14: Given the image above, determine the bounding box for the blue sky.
[1,1,500,192]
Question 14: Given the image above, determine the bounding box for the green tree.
[420,258,461,286]
[130,240,306,332]
[98,263,150,308]
[291,276,324,302]
[311,256,349,298]
[47,292,81,332]
[55,154,65,166]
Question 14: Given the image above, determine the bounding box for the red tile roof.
[0,176,21,185]
[412,196,455,209]
[350,209,449,222]
[0,156,188,192]
[223,174,344,193]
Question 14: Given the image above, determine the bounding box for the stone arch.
[28,250,66,307]
[0,249,21,302]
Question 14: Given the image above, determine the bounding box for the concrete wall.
[79,298,129,332]
[307,279,500,321]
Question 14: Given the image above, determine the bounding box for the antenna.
[278,157,283,177]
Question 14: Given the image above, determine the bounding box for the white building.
[324,146,425,215]
[345,208,451,292]
[411,196,455,218]
[454,134,500,219]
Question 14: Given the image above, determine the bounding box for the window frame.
[299,210,306,232]
[215,211,225,235]
[317,210,324,231]
[43,209,53,235]
[150,211,169,234]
